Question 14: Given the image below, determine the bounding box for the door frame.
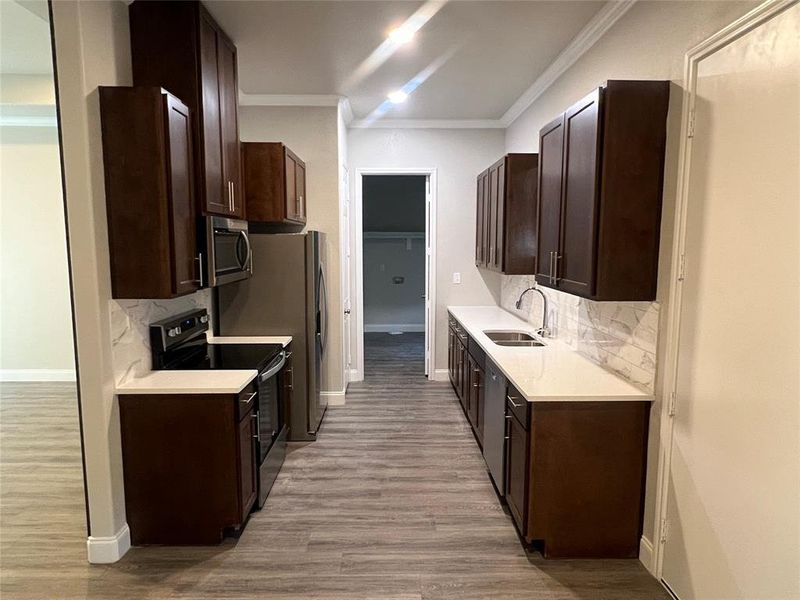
[352,168,438,381]
[651,0,798,581]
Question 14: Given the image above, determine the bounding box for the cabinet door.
[279,350,294,437]
[164,95,199,296]
[468,359,483,442]
[448,328,456,386]
[285,151,298,221]
[505,411,528,533]
[459,342,469,406]
[199,14,227,216]
[238,411,257,521]
[558,88,602,296]
[488,166,499,270]
[536,114,565,287]
[494,161,506,271]
[218,34,242,218]
[295,162,306,221]
[475,174,485,266]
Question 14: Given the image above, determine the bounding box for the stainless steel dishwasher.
[483,358,507,495]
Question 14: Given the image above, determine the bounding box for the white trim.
[364,324,425,333]
[651,0,798,581]
[87,524,131,564]
[432,368,450,382]
[348,368,360,382]
[349,118,504,130]
[500,0,637,127]
[238,92,345,107]
[338,98,354,125]
[363,231,425,239]
[0,369,76,382]
[354,168,438,382]
[639,536,655,574]
[321,390,346,406]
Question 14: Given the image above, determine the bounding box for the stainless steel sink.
[483,330,545,347]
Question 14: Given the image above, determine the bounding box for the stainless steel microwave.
[205,217,252,287]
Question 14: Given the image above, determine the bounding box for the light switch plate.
[452,272,461,284]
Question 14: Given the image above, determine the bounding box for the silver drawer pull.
[506,395,522,408]
[240,392,257,405]
[505,415,513,419]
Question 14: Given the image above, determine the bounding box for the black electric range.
[150,308,288,509]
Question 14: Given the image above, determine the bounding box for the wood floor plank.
[0,335,667,599]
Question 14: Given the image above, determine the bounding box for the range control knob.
[167,328,178,338]
[199,315,209,324]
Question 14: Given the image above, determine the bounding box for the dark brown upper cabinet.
[99,87,201,300]
[475,154,539,274]
[241,142,308,225]
[129,1,244,220]
[536,80,670,301]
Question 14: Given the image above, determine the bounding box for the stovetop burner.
[149,309,283,372]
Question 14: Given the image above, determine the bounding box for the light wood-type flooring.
[0,335,667,599]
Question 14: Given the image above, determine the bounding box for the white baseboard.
[0,369,76,382]
[322,390,346,406]
[348,368,361,383]
[639,535,655,573]
[431,369,450,382]
[364,324,425,333]
[87,524,131,564]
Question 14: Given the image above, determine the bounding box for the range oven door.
[206,216,252,287]
[255,351,288,508]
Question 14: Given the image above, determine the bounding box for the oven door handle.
[238,230,253,273]
[259,351,287,382]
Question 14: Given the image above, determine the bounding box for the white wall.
[363,237,425,331]
[1,79,75,379]
[239,105,345,393]
[51,0,133,561]
[503,0,756,556]
[348,128,505,375]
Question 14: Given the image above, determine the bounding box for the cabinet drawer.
[237,381,258,421]
[506,384,529,428]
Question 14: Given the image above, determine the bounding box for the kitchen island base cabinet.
[119,387,258,545]
[508,399,650,559]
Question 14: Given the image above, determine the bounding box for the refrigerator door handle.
[318,267,328,354]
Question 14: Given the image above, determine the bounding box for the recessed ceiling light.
[388,26,416,45]
[387,90,408,104]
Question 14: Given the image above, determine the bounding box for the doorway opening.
[353,170,436,381]
[0,0,87,561]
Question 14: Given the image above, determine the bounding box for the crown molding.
[349,118,504,130]
[500,0,637,127]
[338,98,354,125]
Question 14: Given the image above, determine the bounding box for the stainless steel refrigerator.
[216,231,328,441]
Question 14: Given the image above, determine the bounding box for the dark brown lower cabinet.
[504,386,651,558]
[119,383,258,545]
[467,343,486,445]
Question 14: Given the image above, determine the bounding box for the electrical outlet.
[452,272,461,284]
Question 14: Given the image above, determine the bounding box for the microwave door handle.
[240,231,253,273]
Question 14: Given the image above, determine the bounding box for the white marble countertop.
[448,306,653,402]
[207,334,292,347]
[116,370,257,395]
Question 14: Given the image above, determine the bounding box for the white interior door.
[661,5,800,599]
[341,165,352,386]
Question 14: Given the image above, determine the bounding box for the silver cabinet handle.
[180,253,204,287]
[506,395,522,408]
[554,253,561,284]
[251,412,261,442]
[549,251,554,285]
[240,392,257,405]
[505,414,513,419]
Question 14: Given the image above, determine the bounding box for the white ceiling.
[205,1,608,123]
[0,0,53,75]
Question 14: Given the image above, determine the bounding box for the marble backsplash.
[500,275,659,393]
[109,289,213,386]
